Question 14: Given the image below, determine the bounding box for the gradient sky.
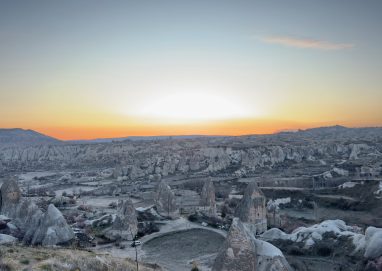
[1,0,381,139]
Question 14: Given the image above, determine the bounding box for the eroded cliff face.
[1,128,381,184]
[0,143,375,176]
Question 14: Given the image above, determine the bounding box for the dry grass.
[0,245,161,271]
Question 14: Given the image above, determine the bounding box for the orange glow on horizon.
[20,118,380,141]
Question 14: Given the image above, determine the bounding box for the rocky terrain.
[1,126,382,271]
[1,126,381,181]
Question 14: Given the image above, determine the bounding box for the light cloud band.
[261,36,354,50]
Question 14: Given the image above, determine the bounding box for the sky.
[1,0,381,140]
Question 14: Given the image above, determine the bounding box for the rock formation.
[2,127,382,181]
[262,220,382,262]
[212,218,292,271]
[235,182,267,234]
[104,199,138,241]
[31,204,75,246]
[0,177,21,211]
[0,178,74,246]
[199,179,216,216]
[0,233,17,245]
[155,181,177,217]
[365,227,382,259]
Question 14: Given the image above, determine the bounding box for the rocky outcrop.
[0,179,74,246]
[212,218,292,271]
[2,127,382,180]
[0,233,17,245]
[136,205,162,221]
[262,220,382,261]
[365,227,382,259]
[349,143,369,160]
[31,204,75,246]
[199,179,216,216]
[365,256,382,271]
[155,181,177,217]
[104,199,138,241]
[235,182,267,234]
[0,178,21,211]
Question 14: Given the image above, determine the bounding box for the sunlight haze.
[1,0,381,139]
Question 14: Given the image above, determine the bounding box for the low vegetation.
[0,245,161,271]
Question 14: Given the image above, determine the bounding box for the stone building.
[234,182,267,234]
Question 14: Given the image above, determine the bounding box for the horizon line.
[3,124,382,142]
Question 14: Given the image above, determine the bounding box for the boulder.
[0,233,17,245]
[365,227,382,259]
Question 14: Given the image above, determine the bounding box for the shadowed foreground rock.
[0,178,74,246]
[32,204,75,246]
[212,218,292,271]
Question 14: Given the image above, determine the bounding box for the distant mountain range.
[0,128,61,146]
[68,135,222,144]
[1,125,382,146]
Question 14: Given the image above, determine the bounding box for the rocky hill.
[0,128,61,147]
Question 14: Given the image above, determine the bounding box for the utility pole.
[130,229,138,271]
[135,244,138,271]
[167,193,170,217]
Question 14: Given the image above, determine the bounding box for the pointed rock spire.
[155,180,177,217]
[200,179,216,216]
[212,218,292,271]
[234,182,267,234]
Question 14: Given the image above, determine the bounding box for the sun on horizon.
[1,1,381,140]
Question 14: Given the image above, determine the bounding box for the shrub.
[19,258,30,265]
